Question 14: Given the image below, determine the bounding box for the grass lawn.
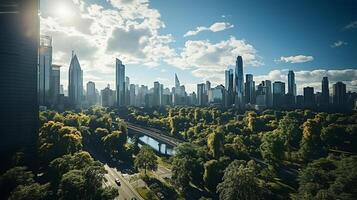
[136,186,158,200]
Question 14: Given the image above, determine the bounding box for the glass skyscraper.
[68,52,83,107]
[0,0,39,170]
[38,35,52,106]
[116,58,125,106]
[235,56,244,107]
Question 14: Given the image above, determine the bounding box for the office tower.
[51,64,61,105]
[264,80,272,107]
[68,52,83,107]
[209,85,225,106]
[86,81,96,106]
[188,92,197,105]
[235,56,244,107]
[287,70,296,106]
[173,73,184,105]
[116,58,125,106]
[273,81,285,107]
[101,85,115,107]
[225,69,234,107]
[333,82,346,107]
[60,84,64,94]
[153,81,161,106]
[321,77,329,106]
[197,83,206,106]
[303,87,315,108]
[38,35,52,106]
[129,84,136,106]
[255,82,267,108]
[288,70,296,96]
[175,73,180,88]
[125,76,130,105]
[0,0,39,169]
[245,74,255,104]
[206,81,211,92]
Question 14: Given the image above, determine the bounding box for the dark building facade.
[0,0,39,170]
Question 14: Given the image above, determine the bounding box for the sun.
[54,3,74,20]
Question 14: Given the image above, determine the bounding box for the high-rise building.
[101,85,115,107]
[333,82,346,107]
[197,83,206,106]
[38,35,52,106]
[245,74,255,104]
[129,84,136,106]
[208,85,225,106]
[125,76,130,105]
[116,58,125,106]
[303,87,315,108]
[288,70,296,96]
[264,80,272,107]
[86,81,96,106]
[255,82,267,108]
[225,69,234,107]
[153,81,162,106]
[235,56,244,107]
[287,70,296,106]
[273,81,285,107]
[175,73,180,88]
[51,64,61,105]
[0,0,39,169]
[68,52,83,107]
[321,77,329,106]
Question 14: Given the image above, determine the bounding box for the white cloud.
[331,40,348,48]
[344,21,357,30]
[277,55,314,63]
[183,22,234,37]
[165,36,262,84]
[255,69,357,94]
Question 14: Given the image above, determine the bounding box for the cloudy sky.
[40,0,357,94]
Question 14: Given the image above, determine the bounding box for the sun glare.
[54,3,74,20]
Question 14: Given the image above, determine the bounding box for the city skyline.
[39,0,357,94]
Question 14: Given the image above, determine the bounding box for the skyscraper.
[101,85,115,107]
[303,87,315,108]
[245,74,255,104]
[321,77,329,106]
[287,70,296,106]
[153,81,162,106]
[68,52,83,107]
[333,82,346,107]
[225,69,234,106]
[197,83,206,106]
[175,73,180,88]
[264,80,272,107]
[125,76,130,105]
[116,58,125,106]
[129,84,136,106]
[288,70,296,96]
[0,0,39,170]
[51,64,61,105]
[86,81,96,106]
[273,81,285,107]
[235,56,244,107]
[38,35,52,106]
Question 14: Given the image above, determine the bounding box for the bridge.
[126,122,183,147]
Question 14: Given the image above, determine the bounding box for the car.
[131,198,137,200]
[115,178,121,186]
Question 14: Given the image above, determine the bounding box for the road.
[103,164,144,200]
[89,146,143,200]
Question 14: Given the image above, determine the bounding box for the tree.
[0,167,35,198]
[203,160,223,193]
[207,128,225,159]
[9,183,50,200]
[299,118,326,161]
[171,157,194,192]
[102,130,127,157]
[134,146,158,176]
[57,170,85,200]
[217,160,262,200]
[260,131,285,164]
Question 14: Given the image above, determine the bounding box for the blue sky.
[40,0,357,94]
